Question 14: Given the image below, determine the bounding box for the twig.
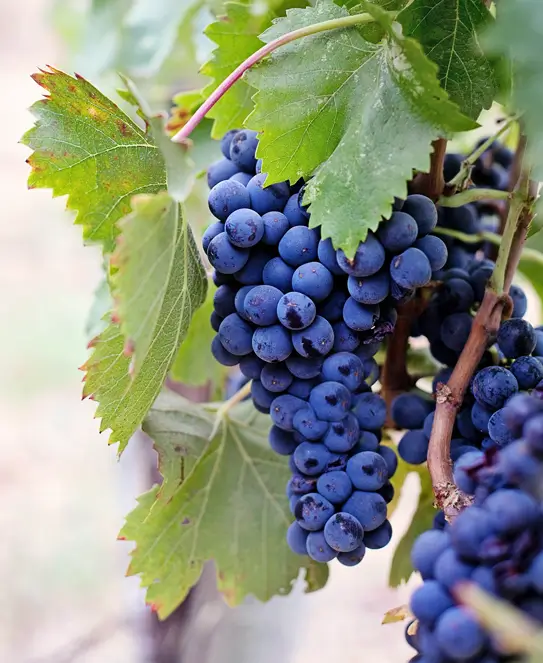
[171,11,380,143]
[428,290,504,519]
[207,380,252,439]
[410,138,448,201]
[438,188,510,207]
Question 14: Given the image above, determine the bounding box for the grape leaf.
[22,68,166,253]
[484,1,543,185]
[83,192,207,452]
[170,282,227,387]
[121,394,328,619]
[201,3,270,139]
[247,1,476,256]
[389,465,435,587]
[85,275,113,341]
[398,0,497,119]
[121,0,202,77]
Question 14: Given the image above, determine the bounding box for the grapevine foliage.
[122,393,328,618]
[247,0,476,255]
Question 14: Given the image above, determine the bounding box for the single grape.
[377,445,398,478]
[207,157,239,188]
[471,401,493,432]
[218,313,253,355]
[435,608,487,660]
[291,261,334,302]
[322,352,364,391]
[285,354,323,379]
[317,238,344,275]
[316,471,353,504]
[234,285,253,320]
[398,430,429,465]
[487,408,515,446]
[337,543,367,566]
[252,324,293,362]
[351,430,380,454]
[225,208,264,247]
[283,193,309,227]
[411,529,450,579]
[278,226,319,267]
[211,334,239,366]
[390,248,432,289]
[244,285,282,326]
[319,291,349,325]
[277,291,317,330]
[403,194,438,236]
[456,408,479,442]
[261,211,289,245]
[208,180,251,221]
[306,530,338,562]
[347,271,390,305]
[450,506,494,562]
[443,204,480,234]
[239,353,265,379]
[247,173,290,214]
[356,339,381,359]
[497,318,537,358]
[260,363,293,393]
[288,377,319,400]
[230,172,252,186]
[323,512,364,552]
[470,264,494,301]
[343,297,380,331]
[524,413,543,451]
[292,315,334,358]
[286,521,309,555]
[342,490,387,531]
[472,366,518,409]
[288,473,317,495]
[422,411,435,438]
[229,129,258,172]
[269,426,298,455]
[346,451,388,491]
[207,232,249,274]
[294,493,335,531]
[483,488,540,534]
[511,356,543,389]
[292,406,329,441]
[262,257,295,292]
[377,211,418,252]
[293,442,336,476]
[221,129,239,159]
[270,394,306,431]
[504,393,543,437]
[453,450,484,494]
[440,312,473,352]
[352,393,386,430]
[332,321,360,352]
[415,235,448,271]
[309,381,352,422]
[213,284,236,318]
[323,413,360,452]
[202,221,224,252]
[392,393,433,430]
[234,248,271,285]
[443,153,463,181]
[510,284,528,318]
[363,519,392,549]
[250,379,275,411]
[336,233,385,277]
[210,311,222,332]
[410,580,455,627]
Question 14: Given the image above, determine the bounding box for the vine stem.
[208,380,252,439]
[171,12,379,143]
[427,150,537,520]
[438,188,510,207]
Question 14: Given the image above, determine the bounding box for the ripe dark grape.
[207,232,249,273]
[305,530,337,562]
[390,247,432,288]
[262,256,294,292]
[278,226,319,266]
[414,235,448,271]
[208,179,250,220]
[377,211,418,252]
[229,129,258,172]
[291,315,334,358]
[291,261,334,302]
[323,512,364,552]
[347,271,390,305]
[207,157,239,188]
[261,211,289,245]
[247,173,290,214]
[497,318,537,358]
[243,285,282,326]
[336,232,385,277]
[252,324,293,362]
[277,291,316,330]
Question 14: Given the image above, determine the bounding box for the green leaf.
[85,276,113,341]
[22,68,166,253]
[84,192,207,453]
[484,1,543,186]
[518,247,543,310]
[170,282,227,387]
[121,394,328,619]
[120,0,202,76]
[247,1,476,255]
[201,3,269,139]
[398,0,497,119]
[389,465,435,587]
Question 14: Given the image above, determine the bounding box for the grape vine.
[21,0,543,658]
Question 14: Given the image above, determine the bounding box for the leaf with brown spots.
[120,395,328,620]
[22,67,166,253]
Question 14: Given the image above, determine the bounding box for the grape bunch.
[203,128,447,564]
[406,392,543,663]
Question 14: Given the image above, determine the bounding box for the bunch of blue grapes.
[203,128,447,564]
[394,288,543,466]
[406,392,543,663]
